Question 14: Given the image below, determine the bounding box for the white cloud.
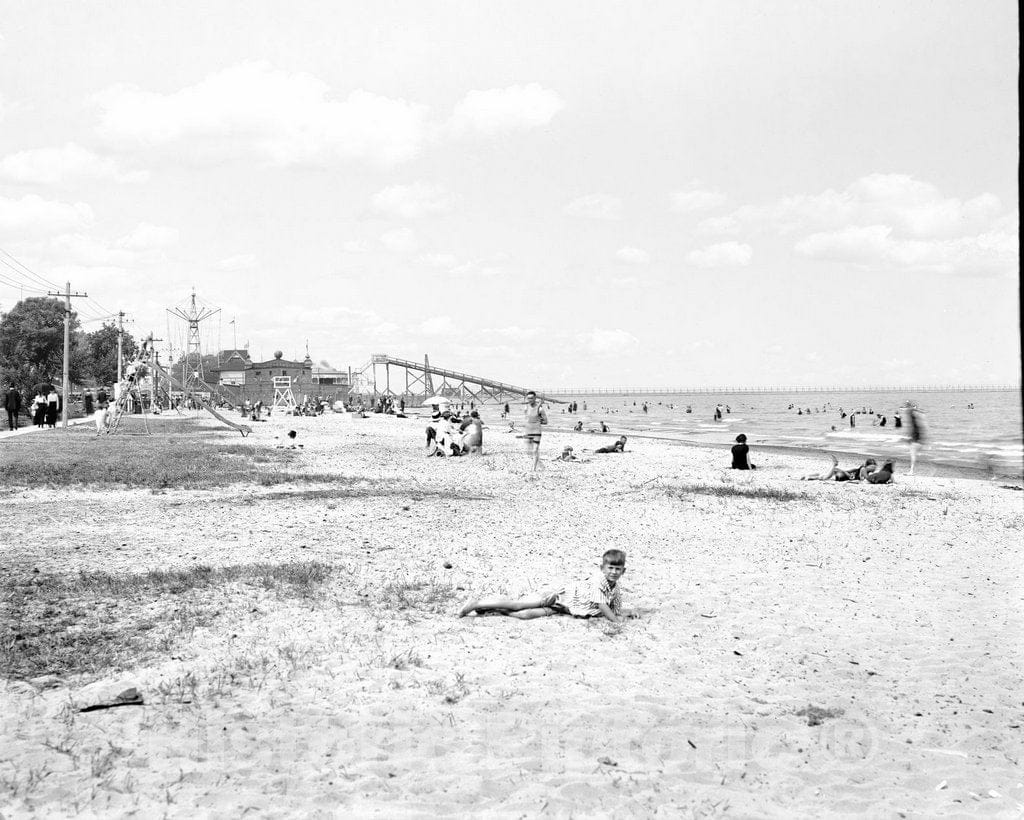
[686,241,753,268]
[217,253,258,271]
[117,222,178,250]
[39,234,136,267]
[0,194,94,236]
[91,64,562,168]
[615,246,650,265]
[696,215,741,235]
[417,315,456,336]
[576,328,640,355]
[341,240,368,253]
[728,174,1005,240]
[563,194,623,221]
[372,182,452,218]
[484,325,544,341]
[447,252,509,278]
[795,225,892,263]
[370,321,401,337]
[448,83,563,136]
[380,227,419,254]
[0,142,149,185]
[670,185,727,213]
[418,253,459,269]
[795,221,1019,277]
[92,61,430,167]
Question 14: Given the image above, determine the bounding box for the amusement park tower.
[167,290,220,400]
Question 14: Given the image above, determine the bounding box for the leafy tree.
[0,297,83,392]
[83,322,138,386]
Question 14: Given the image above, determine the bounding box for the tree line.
[0,297,138,393]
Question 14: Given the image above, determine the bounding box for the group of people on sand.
[425,406,484,457]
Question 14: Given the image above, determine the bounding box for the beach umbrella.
[421,395,451,407]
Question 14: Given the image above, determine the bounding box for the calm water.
[535,389,1022,478]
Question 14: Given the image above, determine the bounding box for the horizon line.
[537,384,1020,395]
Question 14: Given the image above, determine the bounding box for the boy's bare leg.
[459,595,554,617]
[507,607,557,620]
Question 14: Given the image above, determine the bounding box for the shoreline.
[404,411,1021,484]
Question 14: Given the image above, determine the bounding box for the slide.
[195,396,252,437]
[148,359,252,437]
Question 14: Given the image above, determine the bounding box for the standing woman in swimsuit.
[902,402,926,475]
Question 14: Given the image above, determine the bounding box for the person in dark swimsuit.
[731,434,755,469]
[594,436,627,454]
[866,461,894,484]
[800,456,876,481]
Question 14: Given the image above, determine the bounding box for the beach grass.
[664,482,809,502]
[0,562,334,680]
[0,421,333,488]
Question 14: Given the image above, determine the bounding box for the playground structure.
[105,334,251,437]
[351,354,564,405]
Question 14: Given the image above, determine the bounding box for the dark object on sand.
[795,704,844,726]
[866,461,894,484]
[79,687,145,713]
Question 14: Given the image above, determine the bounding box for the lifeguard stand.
[272,375,296,413]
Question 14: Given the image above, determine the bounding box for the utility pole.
[47,282,88,429]
[148,335,164,412]
[117,311,126,387]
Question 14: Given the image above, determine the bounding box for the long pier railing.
[539,384,1019,396]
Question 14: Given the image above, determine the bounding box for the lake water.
[536,389,1022,478]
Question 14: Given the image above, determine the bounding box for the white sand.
[2,411,1022,817]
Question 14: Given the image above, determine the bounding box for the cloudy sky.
[0,1,1018,388]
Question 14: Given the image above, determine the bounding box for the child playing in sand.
[458,549,629,623]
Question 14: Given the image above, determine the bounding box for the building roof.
[250,358,310,369]
[218,349,251,362]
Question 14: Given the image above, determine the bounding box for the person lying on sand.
[554,445,586,462]
[594,435,627,454]
[800,455,876,481]
[865,460,895,484]
[459,549,631,623]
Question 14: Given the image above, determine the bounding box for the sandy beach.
[2,410,1022,817]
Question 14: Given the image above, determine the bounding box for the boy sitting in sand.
[458,549,630,623]
[554,445,583,462]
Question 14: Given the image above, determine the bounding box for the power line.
[0,269,47,295]
[0,260,49,294]
[0,247,59,290]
